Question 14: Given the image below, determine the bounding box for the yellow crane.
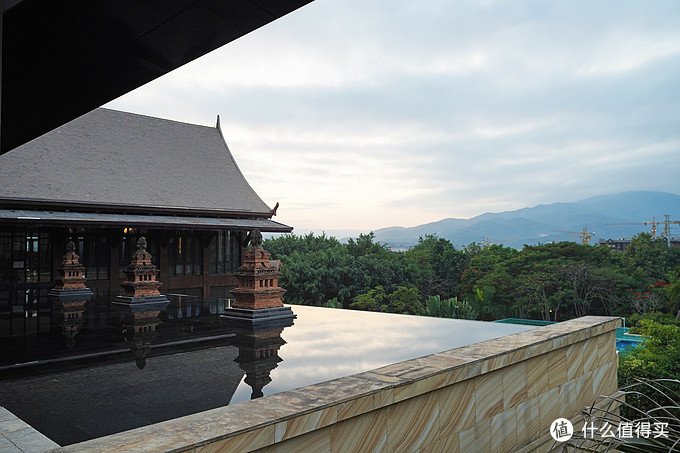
[606,214,680,247]
[551,227,596,244]
[606,216,661,239]
[480,237,515,248]
[662,214,680,247]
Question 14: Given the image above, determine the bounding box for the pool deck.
[0,407,59,453]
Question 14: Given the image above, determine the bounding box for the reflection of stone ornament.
[49,240,93,348]
[233,324,289,399]
[114,236,169,367]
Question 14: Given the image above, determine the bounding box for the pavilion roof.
[0,108,278,220]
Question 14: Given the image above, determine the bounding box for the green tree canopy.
[405,234,468,300]
[265,231,676,323]
[621,233,680,286]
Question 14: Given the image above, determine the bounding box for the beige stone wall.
[54,316,620,453]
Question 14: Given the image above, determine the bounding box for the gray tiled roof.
[0,108,273,217]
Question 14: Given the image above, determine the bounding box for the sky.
[107,0,680,234]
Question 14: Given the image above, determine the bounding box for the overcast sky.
[107,0,680,233]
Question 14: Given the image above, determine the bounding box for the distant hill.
[372,191,680,249]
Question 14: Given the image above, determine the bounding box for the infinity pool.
[0,295,533,446]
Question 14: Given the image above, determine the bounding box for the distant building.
[0,108,292,336]
[598,237,680,251]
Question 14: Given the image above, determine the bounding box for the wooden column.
[51,228,68,282]
[158,232,169,295]
[108,231,120,296]
[202,231,212,298]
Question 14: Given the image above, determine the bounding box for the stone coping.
[49,316,620,453]
[0,407,59,453]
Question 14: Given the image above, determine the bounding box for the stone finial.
[62,240,80,265]
[248,229,263,248]
[129,236,153,266]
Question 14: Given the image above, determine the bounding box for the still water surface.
[0,295,532,445]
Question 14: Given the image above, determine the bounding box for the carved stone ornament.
[231,230,286,310]
[120,236,161,298]
[249,229,263,248]
[54,240,87,290]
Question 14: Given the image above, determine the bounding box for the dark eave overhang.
[0,197,276,220]
[0,209,293,233]
[1,0,313,154]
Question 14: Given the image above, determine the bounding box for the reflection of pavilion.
[229,317,294,399]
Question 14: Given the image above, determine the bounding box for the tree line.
[265,231,680,412]
[264,232,680,323]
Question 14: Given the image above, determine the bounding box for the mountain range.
[371,191,680,250]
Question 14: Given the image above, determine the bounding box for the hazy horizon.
[268,191,680,242]
[108,1,680,232]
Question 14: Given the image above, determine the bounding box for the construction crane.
[607,214,680,247]
[662,214,680,247]
[551,227,596,244]
[606,216,661,239]
[480,237,515,248]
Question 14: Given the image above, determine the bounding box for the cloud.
[107,0,680,230]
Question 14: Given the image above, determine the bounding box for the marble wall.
[53,316,620,453]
